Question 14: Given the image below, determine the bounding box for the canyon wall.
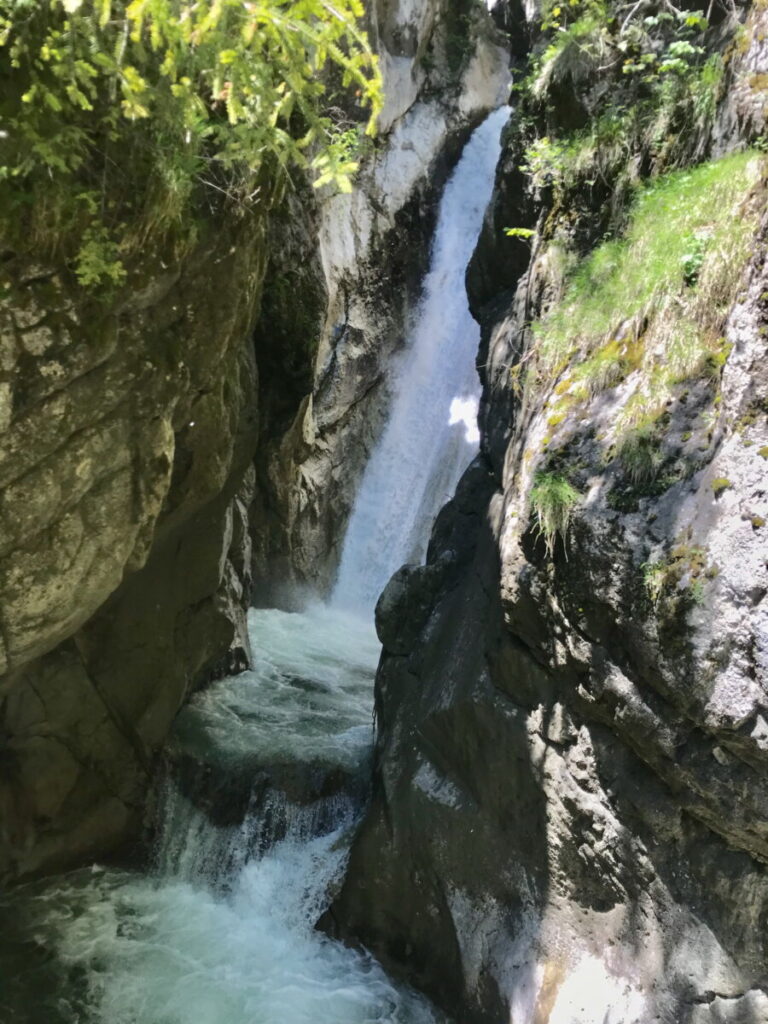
[250,0,509,602]
[0,209,267,881]
[332,2,768,1021]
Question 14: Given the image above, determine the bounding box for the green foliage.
[524,151,764,484]
[74,224,128,287]
[530,471,581,556]
[0,0,382,287]
[504,226,536,239]
[641,542,709,607]
[528,151,763,460]
[680,232,708,286]
[535,151,760,370]
[520,136,569,189]
[519,2,730,203]
[711,476,732,496]
[641,558,667,603]
[441,0,480,75]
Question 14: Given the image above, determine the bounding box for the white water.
[0,112,508,1024]
[2,609,438,1024]
[8,831,435,1024]
[332,106,509,611]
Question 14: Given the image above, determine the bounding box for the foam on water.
[9,828,436,1024]
[1,607,437,1024]
[172,605,380,774]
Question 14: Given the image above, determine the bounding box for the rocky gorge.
[1,0,768,1021]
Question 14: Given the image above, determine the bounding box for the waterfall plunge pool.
[0,607,441,1024]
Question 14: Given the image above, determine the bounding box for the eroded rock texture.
[0,0,508,883]
[0,213,266,881]
[332,3,768,1021]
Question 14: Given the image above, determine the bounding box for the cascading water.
[0,107,508,1024]
[332,106,509,611]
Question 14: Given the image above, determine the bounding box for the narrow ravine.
[0,108,509,1024]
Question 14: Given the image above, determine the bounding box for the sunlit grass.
[535,150,763,373]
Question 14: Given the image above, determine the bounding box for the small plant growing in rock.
[680,233,708,286]
[642,559,667,603]
[711,477,732,496]
[530,472,581,556]
[618,425,662,484]
[641,543,710,608]
[758,446,768,459]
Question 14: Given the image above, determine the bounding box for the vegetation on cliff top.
[522,143,764,545]
[0,0,381,288]
[530,471,581,555]
[516,0,740,202]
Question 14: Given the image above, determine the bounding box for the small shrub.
[642,559,667,603]
[711,477,732,496]
[642,543,709,607]
[530,472,582,556]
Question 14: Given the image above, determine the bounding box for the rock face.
[332,3,768,1021]
[0,0,508,882]
[0,213,266,881]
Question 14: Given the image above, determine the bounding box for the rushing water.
[0,608,437,1024]
[0,109,508,1024]
[332,106,509,611]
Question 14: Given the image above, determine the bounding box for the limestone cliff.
[332,2,768,1021]
[0,209,266,881]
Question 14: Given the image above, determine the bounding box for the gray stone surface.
[250,0,510,603]
[0,214,265,881]
[331,7,768,1021]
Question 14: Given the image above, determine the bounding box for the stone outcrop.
[0,0,509,883]
[331,2,768,1021]
[0,212,266,881]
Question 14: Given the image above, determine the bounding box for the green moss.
[547,410,568,429]
[711,477,732,496]
[758,446,768,459]
[642,542,710,607]
[617,423,662,485]
[535,152,761,369]
[752,515,766,529]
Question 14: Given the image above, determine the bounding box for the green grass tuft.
[530,472,582,557]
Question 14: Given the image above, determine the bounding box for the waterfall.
[0,113,508,1024]
[332,107,509,611]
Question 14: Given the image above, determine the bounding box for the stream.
[0,106,508,1024]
